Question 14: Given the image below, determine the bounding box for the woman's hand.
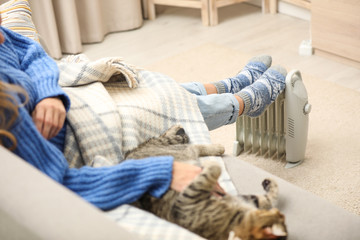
[171,161,202,192]
[32,97,66,139]
[170,161,226,196]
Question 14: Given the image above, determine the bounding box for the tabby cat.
[125,125,287,240]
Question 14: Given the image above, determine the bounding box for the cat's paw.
[180,162,222,199]
[212,144,225,156]
[202,161,222,181]
[262,178,278,192]
[200,144,225,156]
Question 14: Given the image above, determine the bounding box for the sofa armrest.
[223,155,360,239]
[0,146,140,240]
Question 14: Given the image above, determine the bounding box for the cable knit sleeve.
[9,107,173,211]
[2,27,70,111]
[64,157,173,210]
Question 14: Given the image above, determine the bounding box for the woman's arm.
[9,106,174,210]
[1,27,70,139]
[64,157,173,210]
[64,159,203,210]
[2,27,70,110]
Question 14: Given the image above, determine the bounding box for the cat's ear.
[175,127,185,136]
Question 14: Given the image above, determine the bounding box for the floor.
[82,3,360,92]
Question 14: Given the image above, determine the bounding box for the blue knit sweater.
[0,26,173,210]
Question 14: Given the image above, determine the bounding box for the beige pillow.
[0,0,39,42]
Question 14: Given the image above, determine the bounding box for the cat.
[125,124,225,163]
[125,125,287,240]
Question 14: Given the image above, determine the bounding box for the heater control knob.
[303,103,312,115]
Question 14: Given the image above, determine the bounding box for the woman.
[0,15,202,210]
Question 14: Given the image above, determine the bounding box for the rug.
[145,43,360,215]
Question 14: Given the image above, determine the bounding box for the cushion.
[0,0,39,43]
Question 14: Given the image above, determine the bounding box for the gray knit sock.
[212,55,272,94]
[236,65,287,117]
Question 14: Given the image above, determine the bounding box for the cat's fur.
[125,125,225,164]
[125,125,287,240]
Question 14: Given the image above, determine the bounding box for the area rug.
[145,43,360,215]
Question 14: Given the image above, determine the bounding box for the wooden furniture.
[311,0,360,66]
[147,0,210,25]
[262,0,277,14]
[208,0,249,26]
[146,0,273,26]
[263,0,360,66]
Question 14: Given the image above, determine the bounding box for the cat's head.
[232,208,287,240]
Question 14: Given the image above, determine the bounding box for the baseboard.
[314,49,360,69]
[249,0,310,21]
[278,1,310,20]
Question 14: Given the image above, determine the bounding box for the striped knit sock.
[212,55,272,94]
[236,65,287,117]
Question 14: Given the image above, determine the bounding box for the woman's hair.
[0,81,28,150]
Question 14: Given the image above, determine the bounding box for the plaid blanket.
[58,55,237,240]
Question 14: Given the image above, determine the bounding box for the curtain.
[28,0,143,59]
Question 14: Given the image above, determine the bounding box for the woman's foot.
[235,65,287,117]
[212,55,272,94]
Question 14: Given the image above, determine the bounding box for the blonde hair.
[0,81,28,150]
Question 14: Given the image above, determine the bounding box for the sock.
[212,55,272,94]
[236,65,287,117]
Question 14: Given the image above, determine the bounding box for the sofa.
[2,147,360,240]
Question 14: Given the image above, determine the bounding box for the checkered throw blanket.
[58,55,237,240]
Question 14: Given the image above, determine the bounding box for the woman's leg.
[187,65,287,130]
[180,81,241,130]
[195,93,241,131]
[236,65,287,117]
[180,56,286,130]
[180,55,271,96]
[180,82,208,96]
[211,55,272,94]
